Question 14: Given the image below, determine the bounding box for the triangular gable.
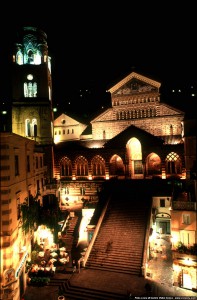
[54,113,85,126]
[91,108,113,123]
[108,72,161,96]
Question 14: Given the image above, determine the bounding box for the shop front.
[173,253,197,291]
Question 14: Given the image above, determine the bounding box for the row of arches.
[57,151,182,179]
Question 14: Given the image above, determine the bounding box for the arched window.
[24,82,37,98]
[25,118,37,137]
[91,155,105,176]
[75,156,88,176]
[16,50,23,65]
[60,157,72,176]
[25,119,31,136]
[27,49,34,64]
[166,152,181,174]
[32,119,37,137]
[24,47,42,65]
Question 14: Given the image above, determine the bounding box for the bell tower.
[11,26,54,179]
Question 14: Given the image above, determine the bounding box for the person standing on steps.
[72,259,76,273]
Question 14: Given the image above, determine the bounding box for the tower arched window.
[24,82,37,98]
[16,50,23,65]
[34,50,42,65]
[25,118,37,137]
[32,119,37,137]
[25,119,31,136]
[24,74,37,98]
[27,49,34,64]
[24,47,42,65]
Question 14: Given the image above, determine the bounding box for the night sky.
[1,3,196,117]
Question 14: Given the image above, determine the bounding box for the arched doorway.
[126,137,143,179]
[145,152,162,178]
[109,154,124,178]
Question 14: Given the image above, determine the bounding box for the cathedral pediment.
[108,72,161,96]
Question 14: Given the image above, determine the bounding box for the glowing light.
[54,135,61,144]
[88,142,101,149]
[183,257,193,266]
[40,229,49,239]
[162,172,166,179]
[36,225,54,246]
[171,235,179,249]
[27,74,33,80]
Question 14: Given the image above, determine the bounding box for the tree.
[21,195,40,233]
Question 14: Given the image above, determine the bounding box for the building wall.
[92,113,183,142]
[0,133,45,300]
[171,210,197,247]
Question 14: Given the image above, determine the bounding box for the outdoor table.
[38,251,44,257]
[60,251,69,257]
[59,258,67,264]
[50,252,58,258]
[49,258,57,264]
[59,247,66,251]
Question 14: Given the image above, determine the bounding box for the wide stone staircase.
[48,180,152,299]
[85,180,152,276]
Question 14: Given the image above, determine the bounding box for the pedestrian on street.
[72,259,76,272]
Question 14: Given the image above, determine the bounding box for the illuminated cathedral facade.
[0,26,196,299]
[9,26,188,183]
[53,72,186,182]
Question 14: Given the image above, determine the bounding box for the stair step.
[61,279,126,300]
